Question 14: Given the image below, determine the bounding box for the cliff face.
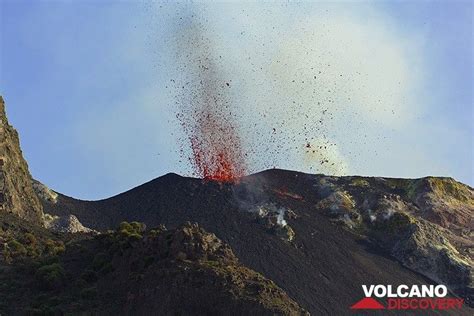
[0,97,43,223]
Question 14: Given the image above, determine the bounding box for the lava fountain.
[174,19,247,182]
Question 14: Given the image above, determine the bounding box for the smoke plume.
[168,3,421,179]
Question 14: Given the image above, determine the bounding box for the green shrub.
[25,307,54,316]
[107,242,121,255]
[144,255,155,268]
[75,278,88,289]
[26,297,62,316]
[128,233,143,241]
[2,243,12,263]
[130,221,146,233]
[149,225,166,238]
[118,221,144,241]
[350,178,370,187]
[148,229,159,238]
[99,262,114,275]
[24,233,40,257]
[92,253,108,271]
[26,245,40,258]
[80,287,98,300]
[91,253,113,274]
[24,233,37,245]
[119,221,133,233]
[119,221,146,234]
[45,239,65,256]
[39,255,60,266]
[373,212,414,233]
[8,239,27,257]
[119,229,132,238]
[80,270,98,283]
[35,263,66,290]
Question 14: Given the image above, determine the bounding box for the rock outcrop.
[32,180,58,204]
[251,204,296,241]
[43,213,96,234]
[391,220,472,291]
[0,97,43,223]
[0,221,308,315]
[114,222,308,315]
[314,176,474,298]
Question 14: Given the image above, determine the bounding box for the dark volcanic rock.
[42,170,473,314]
[0,97,43,223]
[111,223,307,315]
[0,222,307,315]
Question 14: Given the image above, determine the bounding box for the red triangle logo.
[350,297,385,309]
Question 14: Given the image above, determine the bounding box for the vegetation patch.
[372,212,415,234]
[80,286,98,300]
[35,262,66,290]
[350,178,370,187]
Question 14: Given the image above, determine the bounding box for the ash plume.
[166,3,421,179]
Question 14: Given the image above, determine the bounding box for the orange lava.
[273,188,304,200]
[174,29,247,182]
[188,112,247,182]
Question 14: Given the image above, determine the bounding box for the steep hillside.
[0,97,43,222]
[0,222,306,315]
[42,170,474,313]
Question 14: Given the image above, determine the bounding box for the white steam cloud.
[170,2,424,176]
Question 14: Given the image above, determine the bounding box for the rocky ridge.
[314,175,474,297]
[32,179,58,204]
[0,97,43,223]
[43,213,96,234]
[0,221,307,315]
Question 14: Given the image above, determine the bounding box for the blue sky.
[0,1,472,199]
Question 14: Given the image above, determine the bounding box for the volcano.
[38,170,474,314]
[1,97,473,315]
